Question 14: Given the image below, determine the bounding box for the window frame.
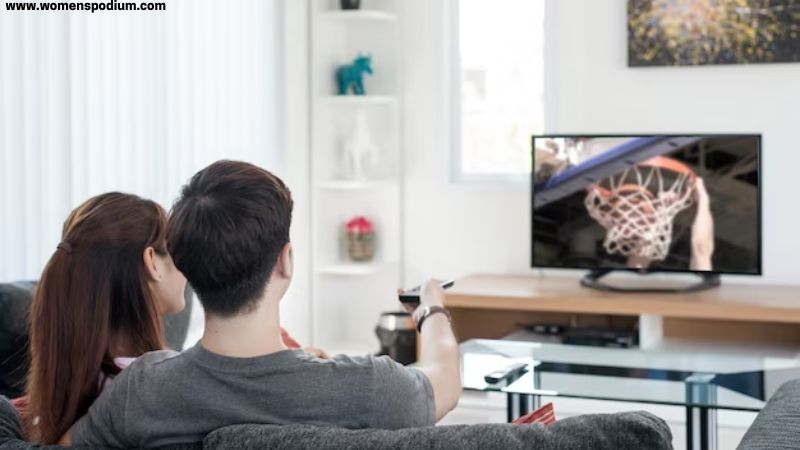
[447,0,557,184]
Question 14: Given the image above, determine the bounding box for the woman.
[25,193,187,444]
[22,192,323,445]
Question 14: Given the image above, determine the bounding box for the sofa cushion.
[203,410,672,450]
[737,378,800,449]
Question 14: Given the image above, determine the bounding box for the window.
[452,0,547,179]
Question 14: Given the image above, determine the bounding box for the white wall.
[402,0,531,285]
[402,0,800,285]
[280,0,313,344]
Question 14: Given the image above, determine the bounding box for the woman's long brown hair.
[26,193,168,444]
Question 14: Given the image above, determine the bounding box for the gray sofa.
[0,394,672,449]
[737,379,800,449]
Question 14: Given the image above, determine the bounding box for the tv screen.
[531,135,761,275]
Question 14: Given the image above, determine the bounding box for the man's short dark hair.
[167,160,293,317]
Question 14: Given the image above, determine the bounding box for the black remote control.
[399,280,455,305]
[484,362,529,384]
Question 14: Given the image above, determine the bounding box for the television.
[531,135,761,290]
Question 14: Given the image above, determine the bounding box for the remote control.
[399,280,455,305]
[484,362,529,384]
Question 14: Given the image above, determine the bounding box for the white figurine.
[342,111,379,180]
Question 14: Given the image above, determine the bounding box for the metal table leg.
[506,393,541,422]
[506,393,514,422]
[518,393,530,417]
[686,405,718,450]
[505,371,544,423]
[686,374,718,450]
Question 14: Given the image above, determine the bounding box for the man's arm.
[409,280,461,421]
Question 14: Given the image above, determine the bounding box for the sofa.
[0,282,193,399]
[737,379,800,449]
[0,394,672,449]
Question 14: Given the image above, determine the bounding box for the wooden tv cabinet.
[443,274,800,348]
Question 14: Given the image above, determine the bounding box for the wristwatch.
[413,305,451,333]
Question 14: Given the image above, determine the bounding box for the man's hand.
[419,279,446,308]
[399,280,446,314]
[303,347,330,359]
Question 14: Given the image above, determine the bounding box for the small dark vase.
[340,0,360,10]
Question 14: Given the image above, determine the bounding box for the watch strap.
[414,306,451,333]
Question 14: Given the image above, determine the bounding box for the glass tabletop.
[460,339,800,411]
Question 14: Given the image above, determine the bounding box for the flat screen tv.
[531,135,761,285]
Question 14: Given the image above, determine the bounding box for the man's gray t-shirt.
[69,345,435,448]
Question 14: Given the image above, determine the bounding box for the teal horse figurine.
[337,54,373,95]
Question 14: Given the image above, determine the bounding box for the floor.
[440,391,754,450]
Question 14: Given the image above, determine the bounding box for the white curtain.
[0,0,284,281]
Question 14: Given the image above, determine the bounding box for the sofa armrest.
[738,379,800,449]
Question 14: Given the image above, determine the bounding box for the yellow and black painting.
[628,0,800,66]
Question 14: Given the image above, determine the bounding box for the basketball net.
[584,156,696,261]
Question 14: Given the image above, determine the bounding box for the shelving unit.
[315,263,381,276]
[318,10,397,22]
[320,95,397,105]
[309,0,403,352]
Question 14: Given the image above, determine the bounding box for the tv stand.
[443,274,800,349]
[448,274,795,450]
[580,269,720,293]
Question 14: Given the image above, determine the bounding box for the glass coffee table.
[460,339,800,450]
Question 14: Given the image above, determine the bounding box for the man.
[68,161,461,448]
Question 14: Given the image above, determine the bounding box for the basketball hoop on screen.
[584,156,697,264]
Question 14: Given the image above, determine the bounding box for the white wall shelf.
[319,10,397,22]
[316,263,382,276]
[321,95,396,105]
